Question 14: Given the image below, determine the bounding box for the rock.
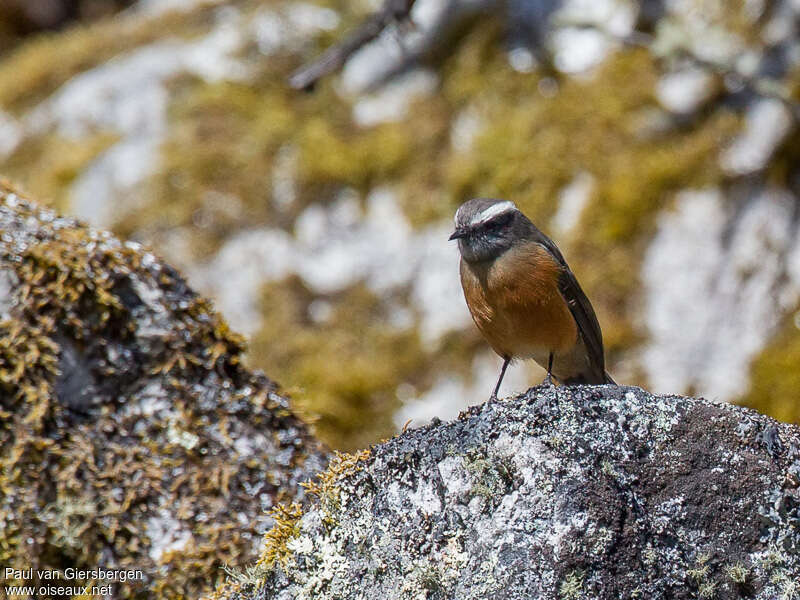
[0,181,328,599]
[3,0,800,442]
[720,98,794,176]
[221,384,800,600]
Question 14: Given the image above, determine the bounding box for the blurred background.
[0,0,798,451]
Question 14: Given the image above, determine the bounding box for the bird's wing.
[530,232,606,379]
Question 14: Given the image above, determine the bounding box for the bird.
[449,198,615,399]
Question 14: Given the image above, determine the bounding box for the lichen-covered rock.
[2,0,800,446]
[0,181,328,599]
[221,384,800,600]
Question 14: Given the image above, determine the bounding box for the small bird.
[450,198,615,399]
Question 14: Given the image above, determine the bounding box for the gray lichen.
[219,384,800,600]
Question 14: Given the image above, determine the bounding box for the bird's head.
[450,198,523,263]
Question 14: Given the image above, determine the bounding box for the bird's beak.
[449,227,467,241]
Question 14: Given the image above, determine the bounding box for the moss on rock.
[210,384,800,600]
[1,0,797,450]
[0,180,328,600]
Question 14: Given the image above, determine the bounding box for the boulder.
[223,383,800,600]
[0,181,328,599]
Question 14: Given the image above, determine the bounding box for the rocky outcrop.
[223,383,800,600]
[0,181,328,599]
[2,0,800,445]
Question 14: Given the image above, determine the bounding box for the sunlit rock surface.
[1,0,800,446]
[221,384,800,600]
[0,182,328,599]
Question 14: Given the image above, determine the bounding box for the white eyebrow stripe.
[470,201,517,226]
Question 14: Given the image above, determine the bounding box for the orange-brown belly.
[459,245,577,362]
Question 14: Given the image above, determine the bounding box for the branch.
[288,0,417,91]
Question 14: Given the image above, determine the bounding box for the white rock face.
[642,187,800,400]
[251,385,800,600]
[550,28,613,74]
[555,0,637,37]
[548,0,635,74]
[136,0,223,17]
[146,509,194,562]
[340,0,451,95]
[252,3,340,56]
[0,268,18,319]
[0,112,22,158]
[450,106,484,153]
[656,67,715,114]
[192,188,472,341]
[720,98,793,175]
[661,0,746,65]
[13,2,342,228]
[22,10,250,227]
[353,70,438,127]
[550,171,593,236]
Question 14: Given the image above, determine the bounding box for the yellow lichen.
[258,448,369,569]
[258,502,304,569]
[302,448,371,518]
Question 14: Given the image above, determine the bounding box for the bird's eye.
[486,220,503,231]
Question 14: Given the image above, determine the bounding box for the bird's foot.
[489,393,499,402]
[542,373,555,387]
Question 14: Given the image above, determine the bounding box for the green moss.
[127,71,440,261]
[698,580,717,598]
[0,182,321,600]
[740,310,800,424]
[0,318,59,409]
[724,562,749,584]
[2,132,118,212]
[0,3,226,113]
[301,448,370,525]
[249,279,425,450]
[258,502,304,569]
[258,448,369,570]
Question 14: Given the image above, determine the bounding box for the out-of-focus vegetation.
[745,309,800,424]
[0,0,798,452]
[0,0,134,55]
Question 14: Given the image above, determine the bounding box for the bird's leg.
[490,356,510,401]
[543,352,554,386]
